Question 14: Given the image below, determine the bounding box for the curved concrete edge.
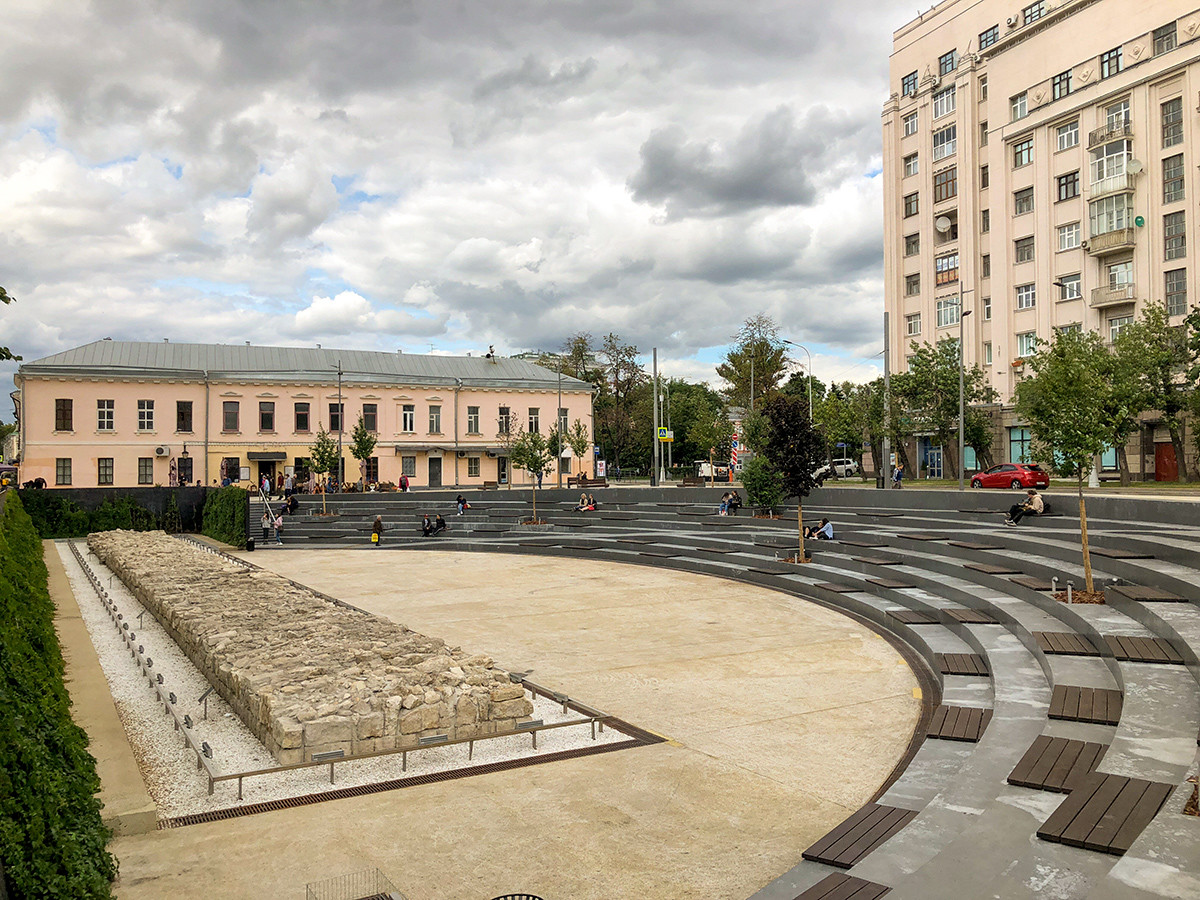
[47,540,158,836]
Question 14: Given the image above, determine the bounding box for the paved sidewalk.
[91,550,920,900]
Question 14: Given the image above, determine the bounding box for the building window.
[979,24,999,50]
[1023,1,1045,24]
[329,401,343,432]
[1162,97,1183,148]
[1154,22,1178,55]
[1057,170,1080,201]
[935,253,959,286]
[56,458,71,486]
[364,457,379,482]
[1058,323,1083,337]
[980,164,989,189]
[1100,47,1122,79]
[1164,154,1185,203]
[905,273,921,296]
[176,400,193,433]
[1052,70,1072,100]
[932,86,956,119]
[979,256,992,281]
[466,405,480,434]
[223,401,239,432]
[1105,99,1130,131]
[903,153,919,176]
[904,233,920,256]
[498,406,511,435]
[1108,260,1133,289]
[98,458,113,486]
[1056,120,1079,151]
[981,209,990,233]
[984,342,993,365]
[1015,236,1035,263]
[1011,92,1028,121]
[933,167,957,202]
[979,120,989,147]
[294,402,310,432]
[1016,332,1038,356]
[936,298,961,328]
[528,408,540,433]
[1058,273,1082,299]
[259,401,275,432]
[1109,316,1133,342]
[902,112,918,136]
[558,407,569,432]
[428,405,442,433]
[901,71,918,96]
[932,125,956,161]
[1016,283,1037,309]
[362,403,377,432]
[938,50,957,76]
[983,296,992,319]
[220,456,241,482]
[1014,187,1034,215]
[1166,268,1188,316]
[1058,222,1081,251]
[1010,427,1032,463]
[1089,193,1132,235]
[1012,138,1033,168]
[138,457,153,485]
[401,404,415,432]
[1165,211,1186,260]
[905,313,922,336]
[137,399,154,431]
[97,399,114,431]
[467,457,480,478]
[54,398,73,431]
[1090,139,1131,185]
[401,455,417,477]
[903,193,919,217]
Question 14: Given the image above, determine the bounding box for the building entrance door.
[258,462,276,493]
[1155,442,1178,481]
[428,456,442,487]
[497,457,509,484]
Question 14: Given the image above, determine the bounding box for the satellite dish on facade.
[935,216,953,233]
[1127,159,1144,175]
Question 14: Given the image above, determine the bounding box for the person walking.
[284,472,294,498]
[1006,489,1044,526]
[400,473,410,492]
[261,510,271,543]
[272,510,284,544]
[371,515,384,547]
[892,462,904,489]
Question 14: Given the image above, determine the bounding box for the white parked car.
[813,458,859,480]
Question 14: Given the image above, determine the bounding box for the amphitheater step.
[936,653,988,676]
[1103,635,1184,664]
[1007,735,1108,793]
[1034,631,1102,656]
[944,609,1000,625]
[926,705,992,742]
[794,873,891,899]
[801,802,918,869]
[888,609,938,625]
[1048,686,1123,725]
[1037,771,1176,855]
[1109,584,1188,602]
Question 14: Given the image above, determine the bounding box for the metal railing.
[1091,283,1137,309]
[1088,119,1132,149]
[305,867,406,900]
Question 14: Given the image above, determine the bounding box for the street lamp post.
[332,359,344,490]
[782,340,814,421]
[958,289,974,491]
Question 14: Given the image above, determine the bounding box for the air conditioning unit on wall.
[1006,15,1019,27]
[154,445,170,457]
[457,450,469,458]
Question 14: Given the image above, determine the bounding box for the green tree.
[1107,327,1153,485]
[562,418,592,477]
[1015,329,1116,593]
[308,425,340,514]
[740,454,784,510]
[0,420,17,462]
[1122,304,1192,480]
[0,286,22,362]
[761,394,827,562]
[594,333,647,470]
[662,380,733,469]
[815,382,862,476]
[508,428,555,522]
[716,314,788,409]
[349,415,378,488]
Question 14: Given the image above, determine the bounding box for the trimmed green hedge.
[201,487,248,549]
[16,492,156,540]
[0,492,117,898]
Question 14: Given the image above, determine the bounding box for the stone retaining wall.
[87,531,533,764]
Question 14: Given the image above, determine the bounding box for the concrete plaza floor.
[89,549,921,900]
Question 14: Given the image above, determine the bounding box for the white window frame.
[1016,331,1038,356]
[932,86,956,119]
[904,153,919,176]
[1016,284,1037,309]
[905,313,922,336]
[936,298,961,328]
[1058,222,1080,251]
[932,125,956,161]
[1109,316,1133,342]
[1011,92,1028,121]
[1056,120,1079,151]
[984,342,993,365]
[1057,273,1082,299]
[902,112,918,136]
[1089,193,1132,235]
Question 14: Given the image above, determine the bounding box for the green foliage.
[740,455,785,509]
[161,494,182,534]
[308,425,340,478]
[762,394,827,501]
[507,428,555,521]
[716,314,789,408]
[0,286,22,362]
[348,415,378,484]
[594,333,647,469]
[562,418,591,475]
[201,486,247,548]
[15,493,158,539]
[1122,303,1194,480]
[0,493,117,898]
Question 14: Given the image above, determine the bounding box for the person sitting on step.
[1006,489,1044,526]
[804,517,834,540]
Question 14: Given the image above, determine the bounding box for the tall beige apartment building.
[884,0,1198,477]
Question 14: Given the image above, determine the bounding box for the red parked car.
[970,463,1050,490]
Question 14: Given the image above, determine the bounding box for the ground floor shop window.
[401,456,416,478]
[467,457,480,478]
[1009,427,1032,463]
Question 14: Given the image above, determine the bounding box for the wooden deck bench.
[567,476,609,489]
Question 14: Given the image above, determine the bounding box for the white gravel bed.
[58,540,628,819]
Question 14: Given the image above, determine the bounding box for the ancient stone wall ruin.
[87,531,533,764]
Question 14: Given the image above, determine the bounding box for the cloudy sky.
[1,0,916,393]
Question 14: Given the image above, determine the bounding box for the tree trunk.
[944,439,959,481]
[797,498,806,563]
[321,479,327,515]
[1078,474,1094,594]
[1117,442,1131,487]
[531,483,537,523]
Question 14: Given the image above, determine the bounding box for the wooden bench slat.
[1108,781,1175,854]
[1038,772,1174,854]
[1008,735,1053,787]
[852,556,902,566]
[1010,575,1054,591]
[815,582,859,594]
[963,562,1022,575]
[793,872,892,900]
[1058,774,1129,847]
[1109,585,1187,602]
[945,608,999,624]
[868,577,916,589]
[1040,741,1084,792]
[947,540,1004,550]
[889,609,938,625]
[802,803,916,868]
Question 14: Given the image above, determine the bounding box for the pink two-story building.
[12,340,595,489]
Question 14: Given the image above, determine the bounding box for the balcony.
[1088,172,1136,200]
[1090,283,1136,309]
[1085,228,1135,256]
[1088,120,1133,149]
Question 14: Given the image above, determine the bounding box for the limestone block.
[271,716,304,750]
[455,696,478,724]
[420,705,440,730]
[399,709,424,734]
[355,712,385,740]
[303,716,353,746]
[492,698,534,718]
[490,684,525,702]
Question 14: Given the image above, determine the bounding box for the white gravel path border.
[58,540,628,819]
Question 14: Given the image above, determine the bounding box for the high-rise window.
[980,165,989,188]
[1057,171,1080,201]
[935,298,960,328]
[932,86,956,119]
[1165,211,1186,260]
[1056,120,1079,150]
[903,193,919,217]
[1058,222,1081,251]
[1100,47,1122,79]
[1154,22,1178,55]
[979,25,999,50]
[54,398,73,431]
[1162,97,1183,147]
[902,112,918,136]
[1058,324,1083,336]
[1015,237,1035,263]
[1166,268,1188,316]
[1164,154,1185,203]
[1012,138,1033,168]
[982,255,991,278]
[294,402,310,432]
[97,399,114,431]
[905,233,920,256]
[932,125,956,160]
[935,252,959,286]
[901,71,918,96]
[223,401,240,432]
[56,458,72,485]
[1091,140,1131,183]
[1057,273,1082,299]
[466,405,480,433]
[1016,284,1037,309]
[176,400,193,433]
[1108,260,1133,288]
[428,405,442,433]
[401,404,415,432]
[1016,332,1038,356]
[1014,187,1034,215]
[1011,92,1028,121]
[984,342,993,365]
[528,408,540,433]
[905,273,921,296]
[979,121,989,147]
[903,153,919,176]
[1023,1,1045,24]
[905,313,922,336]
[983,296,992,319]
[362,403,377,432]
[138,458,153,485]
[98,458,113,486]
[981,209,990,233]
[137,399,154,431]
[1109,316,1133,342]
[498,406,511,434]
[259,401,275,432]
[933,167,957,202]
[1052,70,1072,100]
[979,76,988,100]
[938,50,957,76]
[1089,193,1132,235]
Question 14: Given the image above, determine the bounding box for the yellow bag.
[371,532,379,544]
